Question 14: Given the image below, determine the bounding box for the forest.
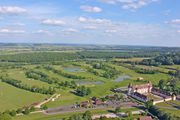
[140,53,180,66]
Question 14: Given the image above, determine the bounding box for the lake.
[63,67,84,72]
[114,75,130,82]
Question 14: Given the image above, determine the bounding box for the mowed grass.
[0,82,47,112]
[53,65,107,81]
[156,100,180,117]
[159,108,180,117]
[45,89,87,108]
[108,63,170,84]
[6,68,50,87]
[0,60,176,115]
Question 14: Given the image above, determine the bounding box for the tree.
[175,68,180,79]
[23,108,30,115]
[145,100,153,109]
[0,113,12,120]
[115,107,122,114]
[169,79,177,89]
[86,88,91,95]
[30,106,35,112]
[162,113,172,120]
[41,105,48,110]
[158,80,165,90]
[16,108,22,114]
[83,111,92,120]
[9,110,16,117]
[126,111,133,120]
[75,86,91,96]
[69,114,83,120]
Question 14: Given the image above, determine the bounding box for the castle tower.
[128,83,132,95]
[147,81,152,93]
[171,93,176,101]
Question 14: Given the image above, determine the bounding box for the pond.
[76,81,104,85]
[114,75,130,82]
[63,67,84,72]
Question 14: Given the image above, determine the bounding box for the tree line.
[140,53,180,66]
[0,51,160,63]
[25,68,92,97]
[0,52,79,63]
[0,76,55,95]
[0,105,48,120]
[79,51,159,59]
[25,70,57,84]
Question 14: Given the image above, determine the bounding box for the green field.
[0,82,47,112]
[0,60,174,111]
[0,46,179,120]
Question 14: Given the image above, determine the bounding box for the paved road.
[44,102,139,115]
[44,106,114,115]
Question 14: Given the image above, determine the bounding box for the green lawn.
[109,63,170,84]
[156,100,180,117]
[159,108,180,117]
[0,60,177,117]
[0,82,47,112]
[6,68,50,87]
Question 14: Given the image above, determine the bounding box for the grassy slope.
[0,82,47,112]
[0,59,178,118]
[6,68,50,87]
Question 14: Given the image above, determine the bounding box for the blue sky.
[0,0,180,46]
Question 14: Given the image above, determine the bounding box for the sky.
[0,0,180,46]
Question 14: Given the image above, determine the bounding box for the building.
[94,99,103,105]
[128,82,176,105]
[80,101,91,108]
[128,81,152,95]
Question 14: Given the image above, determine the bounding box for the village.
[26,78,179,120]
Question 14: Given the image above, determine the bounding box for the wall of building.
[131,94,147,102]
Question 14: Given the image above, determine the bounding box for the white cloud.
[0,29,25,33]
[78,17,87,22]
[165,19,180,29]
[80,5,102,13]
[84,26,97,30]
[13,23,26,26]
[100,0,117,4]
[105,29,117,33]
[122,0,159,10]
[171,19,180,24]
[34,30,50,34]
[78,17,111,24]
[0,6,27,14]
[177,30,180,33]
[100,0,159,10]
[41,19,66,26]
[62,28,78,33]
